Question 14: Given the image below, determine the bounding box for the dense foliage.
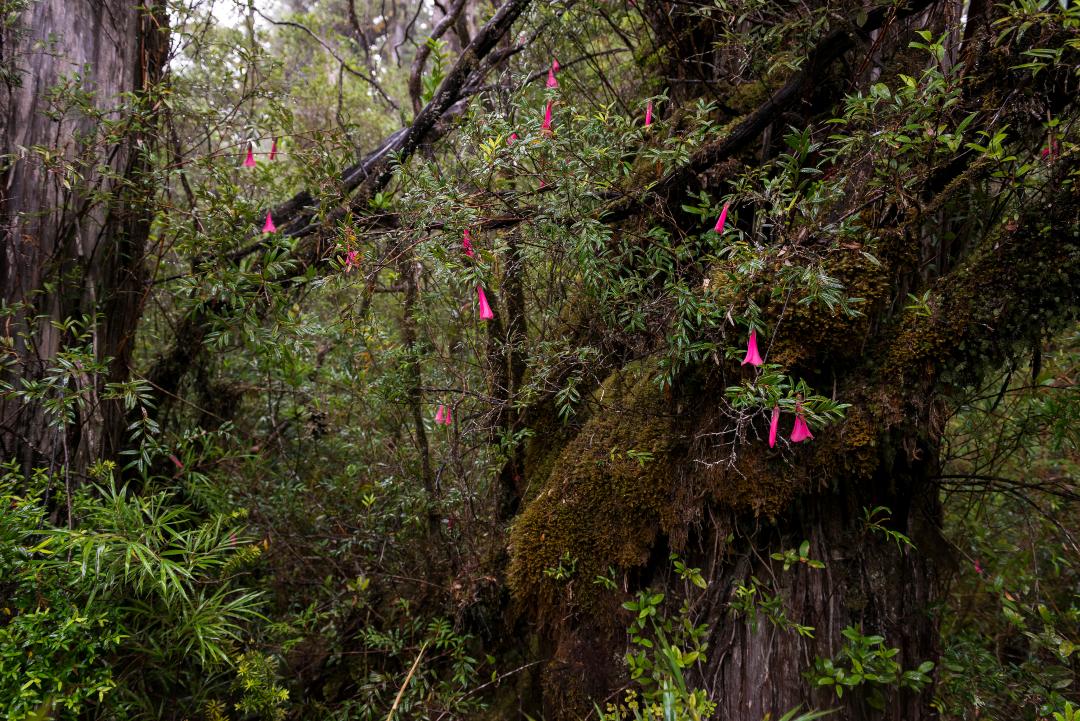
[0,0,1077,719]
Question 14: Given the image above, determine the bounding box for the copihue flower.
[243,142,257,167]
[714,203,729,234]
[269,138,278,160]
[790,404,814,443]
[769,405,780,448]
[344,249,359,272]
[435,405,445,424]
[508,132,518,145]
[551,58,560,73]
[741,329,763,366]
[541,102,553,133]
[262,211,276,233]
[546,59,558,88]
[463,228,475,257]
[645,101,653,127]
[1042,139,1061,162]
[442,406,453,425]
[478,286,494,320]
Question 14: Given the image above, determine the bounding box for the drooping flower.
[768,405,780,448]
[1042,139,1061,162]
[546,61,558,89]
[741,328,763,366]
[344,249,359,272]
[462,228,475,257]
[243,142,257,167]
[508,132,518,145]
[541,101,553,133]
[269,138,278,160]
[551,57,560,73]
[477,286,494,320]
[435,405,445,424]
[645,101,653,127]
[442,406,453,425]
[790,404,814,443]
[714,203,729,234]
[262,211,277,233]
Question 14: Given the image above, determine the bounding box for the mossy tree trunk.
[500,0,1079,718]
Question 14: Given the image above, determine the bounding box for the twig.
[385,641,428,721]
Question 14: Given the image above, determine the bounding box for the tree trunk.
[699,472,943,720]
[513,390,946,720]
[499,0,1080,714]
[0,0,167,483]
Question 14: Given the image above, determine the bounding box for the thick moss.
[507,362,687,619]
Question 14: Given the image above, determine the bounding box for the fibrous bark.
[1,0,168,482]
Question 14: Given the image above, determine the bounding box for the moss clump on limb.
[507,362,687,620]
[881,189,1080,389]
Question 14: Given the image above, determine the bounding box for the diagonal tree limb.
[145,0,533,416]
[603,0,940,225]
[408,0,469,115]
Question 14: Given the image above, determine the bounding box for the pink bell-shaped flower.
[714,203,729,234]
[269,138,278,161]
[551,57,560,73]
[541,102,553,133]
[477,286,494,320]
[435,405,445,424]
[442,406,453,425]
[243,142,257,167]
[741,329,763,366]
[1042,138,1060,162]
[546,62,558,89]
[262,211,277,233]
[462,228,475,257]
[790,405,814,443]
[645,101,653,127]
[768,405,780,448]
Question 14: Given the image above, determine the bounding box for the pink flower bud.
[478,286,494,320]
[714,203,729,234]
[768,405,780,448]
[262,211,277,233]
[541,102,553,133]
[243,142,257,167]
